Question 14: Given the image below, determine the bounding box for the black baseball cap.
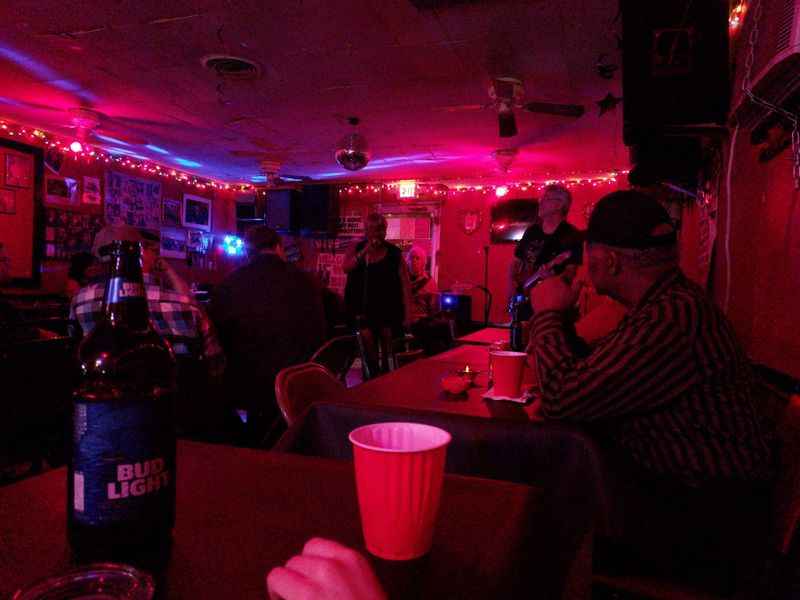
[586,190,677,249]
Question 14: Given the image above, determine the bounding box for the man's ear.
[608,251,621,276]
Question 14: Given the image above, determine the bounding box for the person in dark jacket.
[209,226,326,444]
[343,213,412,374]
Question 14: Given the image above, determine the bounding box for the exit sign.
[398,181,416,198]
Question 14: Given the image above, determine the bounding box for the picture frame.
[5,153,33,188]
[162,197,181,228]
[160,228,187,259]
[186,229,205,252]
[182,194,211,232]
[82,176,102,205]
[45,176,79,206]
[0,188,15,214]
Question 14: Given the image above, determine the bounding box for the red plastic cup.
[489,351,527,397]
[349,422,451,560]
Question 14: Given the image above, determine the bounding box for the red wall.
[714,137,800,378]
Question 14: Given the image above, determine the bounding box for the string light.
[0,117,255,192]
[729,2,747,34]
[337,171,628,196]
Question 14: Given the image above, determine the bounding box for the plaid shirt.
[529,268,774,486]
[70,274,224,376]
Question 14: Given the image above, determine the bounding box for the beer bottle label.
[71,398,175,526]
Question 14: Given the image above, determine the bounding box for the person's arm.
[529,281,699,421]
[508,257,524,306]
[266,538,387,600]
[343,241,368,274]
[399,257,413,326]
[154,258,193,298]
[192,304,226,379]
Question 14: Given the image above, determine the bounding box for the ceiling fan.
[229,139,310,184]
[438,77,585,138]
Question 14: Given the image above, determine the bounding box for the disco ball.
[335,132,370,171]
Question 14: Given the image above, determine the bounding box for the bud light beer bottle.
[68,240,176,565]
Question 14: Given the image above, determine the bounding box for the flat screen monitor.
[490,198,539,243]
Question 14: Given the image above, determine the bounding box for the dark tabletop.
[0,440,545,599]
[346,344,541,421]
[455,327,510,346]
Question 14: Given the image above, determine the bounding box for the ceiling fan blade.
[523,102,585,118]
[0,96,65,113]
[434,104,486,113]
[498,111,517,138]
[229,150,270,157]
[92,125,148,147]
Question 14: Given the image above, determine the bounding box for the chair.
[310,335,359,382]
[593,383,800,599]
[0,336,77,479]
[390,334,424,369]
[274,363,346,427]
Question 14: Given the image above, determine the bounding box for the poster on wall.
[160,228,187,259]
[104,171,162,229]
[5,154,32,188]
[45,176,79,206]
[182,193,211,231]
[0,188,15,214]
[82,176,102,205]
[162,197,181,227]
[44,207,104,259]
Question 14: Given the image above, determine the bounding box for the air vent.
[201,55,261,80]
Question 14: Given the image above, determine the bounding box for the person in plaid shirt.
[69,224,224,377]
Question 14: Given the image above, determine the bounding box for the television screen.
[490,198,539,243]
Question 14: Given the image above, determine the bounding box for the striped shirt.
[529,268,774,486]
[70,274,224,377]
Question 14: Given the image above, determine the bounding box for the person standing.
[509,184,584,321]
[343,213,412,373]
[209,226,326,444]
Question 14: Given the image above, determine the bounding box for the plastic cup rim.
[489,350,527,358]
[349,422,452,454]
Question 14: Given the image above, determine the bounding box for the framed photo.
[182,194,211,232]
[45,176,79,206]
[5,153,32,188]
[0,188,15,214]
[82,176,102,205]
[160,228,187,259]
[186,229,205,252]
[162,197,181,227]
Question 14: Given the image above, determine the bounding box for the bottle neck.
[103,244,149,331]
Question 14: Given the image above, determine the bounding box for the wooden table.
[0,441,547,599]
[456,326,509,346]
[346,345,539,421]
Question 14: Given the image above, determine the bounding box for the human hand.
[531,275,582,314]
[266,538,387,600]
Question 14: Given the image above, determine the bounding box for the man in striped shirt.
[528,190,774,591]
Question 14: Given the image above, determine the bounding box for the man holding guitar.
[508,184,584,322]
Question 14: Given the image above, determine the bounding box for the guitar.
[507,250,573,314]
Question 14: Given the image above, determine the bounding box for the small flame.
[464,365,470,373]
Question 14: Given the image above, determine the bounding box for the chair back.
[274,363,346,427]
[310,335,358,382]
[773,393,800,555]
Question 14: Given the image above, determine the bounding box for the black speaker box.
[628,136,703,188]
[300,184,339,235]
[621,0,729,146]
[266,189,302,232]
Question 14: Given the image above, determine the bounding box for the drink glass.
[489,351,527,398]
[12,563,154,599]
[349,422,451,560]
